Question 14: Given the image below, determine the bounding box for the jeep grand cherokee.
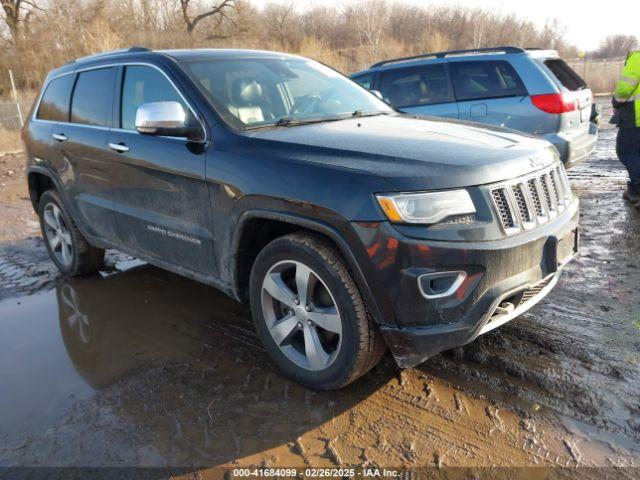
[23,48,579,389]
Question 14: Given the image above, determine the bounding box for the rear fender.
[27,166,91,239]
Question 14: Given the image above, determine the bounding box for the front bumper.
[545,123,598,168]
[352,201,579,368]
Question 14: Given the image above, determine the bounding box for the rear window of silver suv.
[543,59,587,91]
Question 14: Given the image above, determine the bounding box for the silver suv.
[351,46,598,167]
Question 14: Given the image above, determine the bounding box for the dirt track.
[0,102,639,475]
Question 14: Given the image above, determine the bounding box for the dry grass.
[568,60,623,94]
[0,129,23,153]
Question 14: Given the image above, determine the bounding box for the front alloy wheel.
[249,233,385,390]
[262,260,342,371]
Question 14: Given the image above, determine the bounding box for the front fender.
[228,209,387,326]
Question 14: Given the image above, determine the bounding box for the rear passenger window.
[377,64,454,108]
[121,66,188,130]
[352,73,374,90]
[70,68,115,126]
[37,75,74,122]
[451,61,527,101]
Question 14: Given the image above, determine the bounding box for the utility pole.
[8,70,24,127]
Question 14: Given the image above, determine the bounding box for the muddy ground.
[0,101,639,476]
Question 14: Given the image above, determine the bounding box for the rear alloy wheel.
[38,190,105,276]
[250,233,385,390]
[43,203,74,268]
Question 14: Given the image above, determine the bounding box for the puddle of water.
[0,264,387,467]
[0,265,244,456]
[0,292,95,438]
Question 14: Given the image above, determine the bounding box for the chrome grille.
[490,164,573,235]
[491,189,517,230]
[550,169,562,204]
[512,184,533,223]
[555,166,571,205]
[541,174,553,211]
[527,179,544,217]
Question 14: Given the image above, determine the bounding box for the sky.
[249,0,637,51]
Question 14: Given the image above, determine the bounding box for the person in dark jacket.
[612,51,640,208]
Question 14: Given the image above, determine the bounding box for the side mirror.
[135,101,203,141]
[370,90,384,100]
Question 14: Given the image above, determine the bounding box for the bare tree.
[471,10,491,49]
[0,0,595,97]
[1,0,43,42]
[346,0,388,48]
[593,35,639,60]
[263,2,300,49]
[179,0,236,35]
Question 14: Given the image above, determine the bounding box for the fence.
[0,100,32,130]
[0,98,31,152]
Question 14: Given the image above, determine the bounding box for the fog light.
[418,271,466,299]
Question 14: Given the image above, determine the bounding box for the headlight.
[376,190,476,224]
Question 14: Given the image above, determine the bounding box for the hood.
[246,114,558,191]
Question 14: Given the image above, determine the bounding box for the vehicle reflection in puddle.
[55,265,253,389]
[0,264,389,467]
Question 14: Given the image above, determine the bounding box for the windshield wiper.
[243,117,323,130]
[351,110,392,117]
[245,111,392,130]
[274,117,295,126]
[266,116,345,128]
[275,110,392,125]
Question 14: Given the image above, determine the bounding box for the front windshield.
[180,57,393,129]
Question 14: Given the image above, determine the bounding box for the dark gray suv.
[23,48,579,389]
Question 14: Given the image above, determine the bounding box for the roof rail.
[70,46,151,64]
[370,46,526,68]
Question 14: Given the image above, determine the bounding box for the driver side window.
[120,65,189,130]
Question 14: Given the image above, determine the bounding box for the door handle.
[109,142,130,153]
[52,133,67,142]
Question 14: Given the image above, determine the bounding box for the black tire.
[38,190,105,276]
[249,232,385,390]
